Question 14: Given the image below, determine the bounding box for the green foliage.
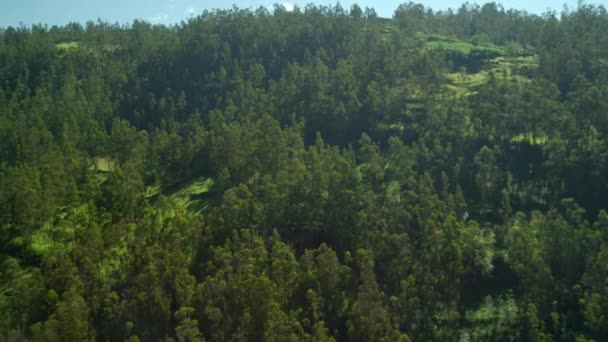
[460,295,520,341]
[36,286,92,341]
[168,177,214,213]
[55,42,80,51]
[425,39,505,56]
[1,2,608,341]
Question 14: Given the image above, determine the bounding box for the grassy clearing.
[377,123,404,133]
[168,177,214,214]
[485,55,538,79]
[446,72,488,96]
[146,184,161,198]
[99,223,136,281]
[56,41,118,55]
[56,42,80,50]
[511,133,548,145]
[491,55,538,67]
[445,57,535,97]
[30,207,72,256]
[30,225,55,256]
[425,39,504,55]
[91,157,117,172]
[426,40,476,54]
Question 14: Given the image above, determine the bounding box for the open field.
[91,157,117,172]
[510,132,549,145]
[56,41,118,54]
[168,177,215,214]
[55,42,80,50]
[445,55,538,97]
[425,39,505,55]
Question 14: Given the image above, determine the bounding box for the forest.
[1,1,608,341]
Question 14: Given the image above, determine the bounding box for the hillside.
[1,2,608,341]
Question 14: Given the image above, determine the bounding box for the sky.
[0,0,606,27]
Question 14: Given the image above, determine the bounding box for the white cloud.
[149,13,169,22]
[282,2,294,12]
[185,7,196,16]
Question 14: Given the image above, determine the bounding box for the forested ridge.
[1,2,608,341]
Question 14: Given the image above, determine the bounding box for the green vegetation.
[2,2,608,341]
[442,53,538,97]
[92,157,116,172]
[55,41,79,50]
[425,39,505,55]
[446,71,489,96]
[511,132,549,145]
[168,177,214,213]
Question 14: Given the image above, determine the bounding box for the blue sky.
[0,0,605,27]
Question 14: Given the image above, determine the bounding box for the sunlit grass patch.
[377,123,404,132]
[445,71,487,96]
[489,55,538,75]
[56,42,80,50]
[425,39,505,55]
[510,133,548,145]
[99,223,136,281]
[91,157,117,172]
[56,41,118,55]
[146,184,161,198]
[445,63,532,97]
[492,55,538,66]
[446,84,476,97]
[426,40,476,54]
[30,207,72,256]
[30,226,54,256]
[448,71,487,86]
[168,177,214,213]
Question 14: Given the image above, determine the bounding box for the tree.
[474,146,499,204]
[39,286,92,342]
[348,249,393,341]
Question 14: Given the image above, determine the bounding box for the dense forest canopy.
[1,1,608,341]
